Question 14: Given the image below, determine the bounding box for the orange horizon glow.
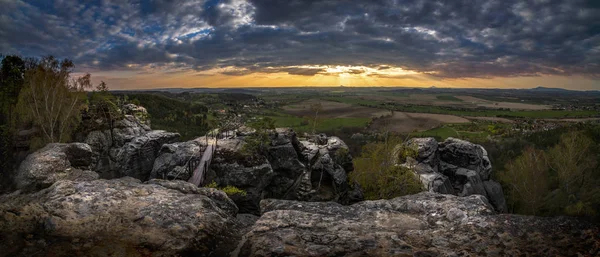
[80,65,600,91]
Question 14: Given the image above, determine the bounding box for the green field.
[411,125,491,142]
[392,105,598,118]
[321,96,381,106]
[267,113,370,133]
[436,95,463,102]
[319,95,599,118]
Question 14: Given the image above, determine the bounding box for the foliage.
[205,181,247,196]
[498,130,600,220]
[119,93,210,140]
[86,82,122,145]
[499,147,550,215]
[15,56,90,148]
[242,117,275,155]
[0,55,28,175]
[350,136,423,200]
[333,147,351,166]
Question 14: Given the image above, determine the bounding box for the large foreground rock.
[14,143,98,192]
[0,178,238,256]
[236,192,599,256]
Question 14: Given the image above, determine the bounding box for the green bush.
[206,181,247,196]
[350,136,423,200]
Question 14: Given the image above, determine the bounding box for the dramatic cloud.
[1,0,599,80]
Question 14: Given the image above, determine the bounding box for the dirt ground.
[283,99,390,118]
[465,116,515,123]
[456,96,551,110]
[371,112,470,133]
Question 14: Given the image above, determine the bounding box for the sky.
[1,0,599,90]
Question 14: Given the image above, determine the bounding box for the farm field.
[283,99,390,118]
[266,114,370,134]
[456,95,552,110]
[370,112,470,133]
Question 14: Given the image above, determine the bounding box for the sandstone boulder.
[207,138,275,215]
[235,192,599,256]
[14,143,97,192]
[0,178,238,256]
[113,130,180,180]
[404,137,507,212]
[150,139,205,181]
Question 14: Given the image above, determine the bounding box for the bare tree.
[16,57,91,146]
[310,102,322,134]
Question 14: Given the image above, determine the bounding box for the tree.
[16,56,91,147]
[88,81,121,146]
[0,55,26,120]
[499,147,550,215]
[546,131,598,217]
[350,136,422,200]
[310,102,322,134]
[242,117,275,155]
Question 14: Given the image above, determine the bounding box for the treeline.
[492,124,600,221]
[115,93,210,140]
[0,55,132,178]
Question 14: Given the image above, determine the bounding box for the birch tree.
[16,56,91,147]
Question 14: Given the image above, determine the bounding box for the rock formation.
[4,103,597,256]
[151,129,363,214]
[83,104,180,180]
[14,143,98,192]
[403,137,507,212]
[235,193,599,256]
[0,178,239,256]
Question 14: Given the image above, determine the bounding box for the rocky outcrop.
[207,137,275,215]
[405,137,507,212]
[151,129,363,215]
[150,139,206,181]
[235,192,599,256]
[14,143,98,192]
[83,104,180,180]
[0,178,239,256]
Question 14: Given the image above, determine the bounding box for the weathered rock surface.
[236,192,600,257]
[83,104,180,180]
[0,178,238,256]
[14,143,98,192]
[114,130,180,180]
[405,137,507,212]
[207,137,275,215]
[154,129,362,215]
[150,139,205,181]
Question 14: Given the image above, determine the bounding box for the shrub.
[206,181,247,196]
[350,136,423,200]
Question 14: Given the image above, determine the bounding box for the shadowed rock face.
[405,137,507,212]
[0,178,239,256]
[83,104,180,180]
[235,192,600,257]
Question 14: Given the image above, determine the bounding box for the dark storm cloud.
[1,0,599,78]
